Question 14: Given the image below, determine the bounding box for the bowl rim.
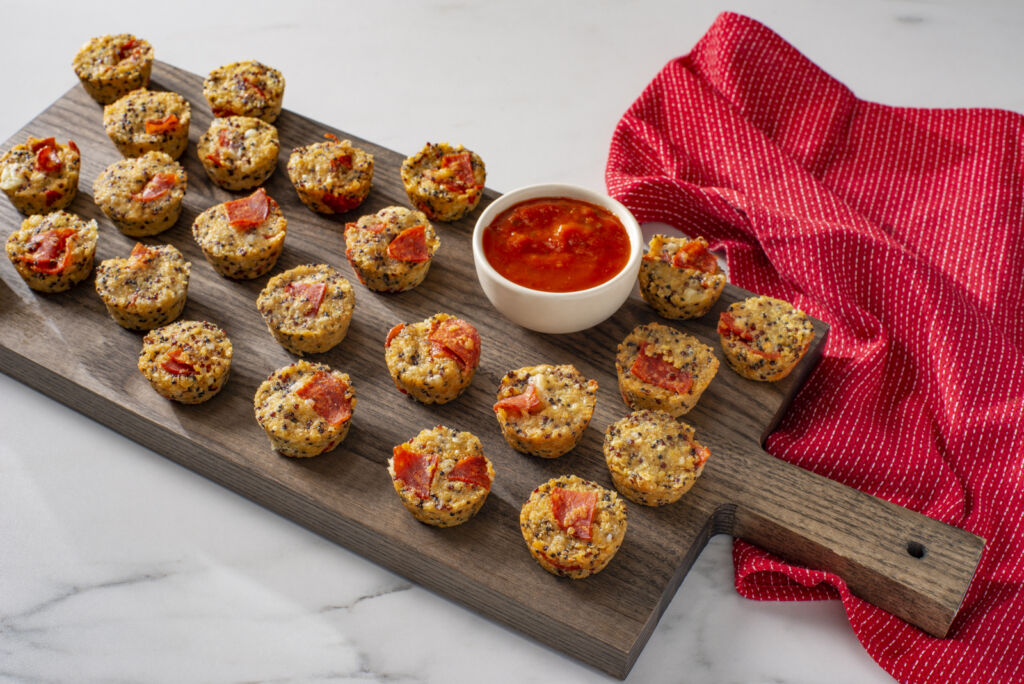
[471,183,644,300]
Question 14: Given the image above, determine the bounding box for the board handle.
[726,450,984,637]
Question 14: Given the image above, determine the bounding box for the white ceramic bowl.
[472,183,643,334]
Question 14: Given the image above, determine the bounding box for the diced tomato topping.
[630,342,692,394]
[427,317,481,371]
[550,488,598,541]
[224,187,270,230]
[129,242,158,267]
[285,281,326,316]
[493,383,543,416]
[19,227,75,274]
[323,191,359,213]
[295,371,352,425]
[160,347,195,376]
[385,323,405,348]
[440,152,477,193]
[386,224,429,263]
[145,114,179,135]
[673,240,718,273]
[212,106,236,117]
[30,137,56,152]
[446,455,491,491]
[331,154,352,171]
[44,190,62,206]
[133,172,178,202]
[34,145,62,174]
[391,444,438,499]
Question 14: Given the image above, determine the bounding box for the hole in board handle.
[907,541,926,559]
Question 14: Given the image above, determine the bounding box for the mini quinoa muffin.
[93,151,186,236]
[72,34,154,104]
[103,89,191,160]
[718,295,815,382]
[384,313,480,404]
[257,264,355,355]
[520,475,627,579]
[615,322,719,417]
[639,235,726,320]
[203,60,285,123]
[0,136,81,214]
[287,134,373,214]
[604,410,710,506]
[6,210,98,293]
[493,364,598,459]
[138,320,233,404]
[95,243,190,330]
[191,187,287,279]
[400,142,485,221]
[253,360,356,457]
[344,206,440,292]
[197,116,279,191]
[388,425,494,527]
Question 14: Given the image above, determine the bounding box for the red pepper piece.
[44,190,63,206]
[385,323,405,348]
[427,317,480,371]
[145,114,179,135]
[34,145,62,174]
[392,444,438,499]
[323,191,360,213]
[19,227,75,274]
[446,455,491,491]
[285,281,326,316]
[205,151,222,168]
[440,152,477,192]
[324,133,340,143]
[550,488,598,541]
[386,224,429,263]
[129,242,158,267]
[224,188,270,230]
[160,347,195,376]
[672,240,718,273]
[630,342,692,394]
[493,383,543,416]
[133,172,178,202]
[295,371,352,425]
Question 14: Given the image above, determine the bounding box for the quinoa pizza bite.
[191,187,287,279]
[138,320,233,404]
[257,264,355,355]
[344,206,439,292]
[72,34,154,104]
[639,235,726,320]
[520,475,627,580]
[604,410,710,507]
[287,134,373,214]
[5,210,97,293]
[197,116,280,191]
[615,322,719,417]
[718,295,815,382]
[400,142,485,222]
[95,242,190,330]
[253,360,356,458]
[103,89,191,160]
[384,313,480,404]
[203,60,285,123]
[93,151,186,236]
[493,364,598,459]
[388,425,495,527]
[0,136,81,215]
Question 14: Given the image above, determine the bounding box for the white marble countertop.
[3,1,1019,681]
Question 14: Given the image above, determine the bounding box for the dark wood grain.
[0,61,984,678]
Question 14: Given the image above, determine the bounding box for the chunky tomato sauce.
[482,197,630,292]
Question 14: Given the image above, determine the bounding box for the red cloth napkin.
[606,12,1024,684]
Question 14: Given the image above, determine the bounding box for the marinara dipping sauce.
[481,197,631,293]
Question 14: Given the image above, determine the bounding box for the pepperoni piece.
[30,137,56,152]
[550,488,598,541]
[19,228,75,274]
[212,106,236,117]
[68,140,80,155]
[391,444,438,499]
[427,317,481,371]
[133,172,178,202]
[224,187,270,230]
[446,455,491,491]
[285,281,326,316]
[440,152,477,192]
[129,242,158,267]
[692,442,711,468]
[386,224,429,263]
[385,323,405,348]
[673,241,718,273]
[717,312,782,360]
[160,347,195,376]
[205,151,222,168]
[630,342,692,394]
[34,145,62,174]
[493,383,543,416]
[323,191,360,213]
[331,154,352,171]
[117,39,139,61]
[295,371,352,425]
[145,114,179,134]
[44,190,63,206]
[545,557,583,572]
[241,75,267,100]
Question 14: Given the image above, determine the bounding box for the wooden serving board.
[0,62,985,678]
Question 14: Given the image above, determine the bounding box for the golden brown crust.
[203,60,285,123]
[72,34,154,104]
[0,137,81,215]
[400,142,485,221]
[638,235,726,319]
[718,295,814,382]
[5,211,97,293]
[138,320,233,404]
